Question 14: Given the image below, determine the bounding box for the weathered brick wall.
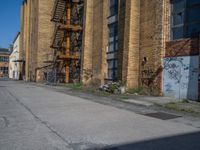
[19,4,25,79]
[36,0,54,82]
[139,0,170,95]
[19,5,24,63]
[121,0,140,89]
[25,0,31,81]
[29,0,39,81]
[165,38,199,57]
[91,0,104,85]
[118,0,126,81]
[81,0,108,86]
[82,0,170,94]
[92,0,108,85]
[101,0,109,85]
[19,0,54,82]
[19,0,171,94]
[81,0,94,85]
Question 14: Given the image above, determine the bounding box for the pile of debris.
[99,82,125,94]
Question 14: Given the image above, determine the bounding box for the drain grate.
[144,112,181,120]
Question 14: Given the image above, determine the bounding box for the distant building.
[9,32,20,80]
[0,48,10,78]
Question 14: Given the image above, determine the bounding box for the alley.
[0,80,200,150]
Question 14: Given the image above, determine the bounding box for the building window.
[109,0,118,17]
[0,67,8,74]
[171,0,200,40]
[107,0,118,81]
[108,23,118,53]
[107,59,118,80]
[0,56,9,62]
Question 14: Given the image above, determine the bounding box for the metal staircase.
[51,0,66,22]
[48,0,84,83]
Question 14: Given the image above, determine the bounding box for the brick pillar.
[19,5,25,80]
[122,0,140,89]
[92,0,108,85]
[24,1,28,81]
[118,0,126,81]
[81,0,94,85]
[36,0,54,82]
[101,0,109,85]
[25,0,31,81]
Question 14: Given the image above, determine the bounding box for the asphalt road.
[0,80,200,150]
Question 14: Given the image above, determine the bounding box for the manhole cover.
[144,112,181,120]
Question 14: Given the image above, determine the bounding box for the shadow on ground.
[90,131,200,150]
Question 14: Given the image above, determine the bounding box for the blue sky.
[0,0,22,48]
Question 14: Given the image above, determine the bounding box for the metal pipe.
[65,0,71,83]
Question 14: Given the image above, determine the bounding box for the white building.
[9,32,20,79]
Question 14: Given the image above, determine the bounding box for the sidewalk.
[32,82,200,117]
[123,95,200,116]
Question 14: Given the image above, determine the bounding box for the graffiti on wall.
[164,57,184,84]
[163,56,199,100]
[141,67,154,89]
[141,68,154,78]
[140,65,163,95]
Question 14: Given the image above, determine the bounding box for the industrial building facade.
[19,0,54,81]
[19,0,200,100]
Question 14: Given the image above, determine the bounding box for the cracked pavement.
[0,80,200,150]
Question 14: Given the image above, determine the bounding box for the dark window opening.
[107,0,119,81]
[109,0,118,17]
[0,67,8,74]
[0,56,9,62]
[171,0,200,40]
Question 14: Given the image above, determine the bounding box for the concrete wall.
[163,56,199,100]
[164,38,199,100]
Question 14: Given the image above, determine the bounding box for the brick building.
[19,0,200,100]
[81,0,170,96]
[19,0,54,82]
[0,48,10,78]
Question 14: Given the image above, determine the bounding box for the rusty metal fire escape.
[50,0,84,83]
